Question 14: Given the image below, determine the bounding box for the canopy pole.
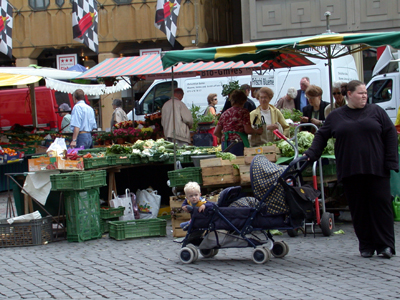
[171,67,177,170]
[130,76,135,121]
[29,83,38,129]
[327,45,334,110]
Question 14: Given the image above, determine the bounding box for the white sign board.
[57,54,78,70]
[140,48,162,56]
[251,75,274,87]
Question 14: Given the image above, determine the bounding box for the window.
[141,81,177,115]
[56,0,64,7]
[29,0,50,10]
[113,0,132,4]
[367,79,393,104]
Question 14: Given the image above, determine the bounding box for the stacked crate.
[200,157,245,187]
[50,170,107,242]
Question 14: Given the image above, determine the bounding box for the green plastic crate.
[108,218,167,240]
[83,157,109,169]
[141,156,149,164]
[167,167,203,187]
[130,155,141,164]
[50,170,107,191]
[106,155,116,165]
[100,217,119,233]
[100,206,125,219]
[64,188,101,242]
[303,163,337,177]
[78,148,107,156]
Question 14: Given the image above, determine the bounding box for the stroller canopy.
[250,155,289,215]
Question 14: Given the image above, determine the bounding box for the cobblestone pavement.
[1,192,400,299]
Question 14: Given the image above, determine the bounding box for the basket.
[108,218,167,240]
[0,217,53,248]
[100,206,125,219]
[168,167,203,187]
[100,217,119,233]
[50,170,107,191]
[83,157,109,169]
[64,188,102,242]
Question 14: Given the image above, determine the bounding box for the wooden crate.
[171,218,189,238]
[244,146,280,164]
[199,157,245,168]
[239,164,251,186]
[170,196,190,238]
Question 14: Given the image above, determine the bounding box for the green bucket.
[393,196,400,221]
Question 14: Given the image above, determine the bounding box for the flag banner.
[72,0,98,53]
[154,0,181,47]
[0,0,12,58]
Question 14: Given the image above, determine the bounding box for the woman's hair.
[347,80,364,93]
[305,85,323,97]
[207,93,217,105]
[184,182,201,195]
[258,87,274,100]
[230,89,247,106]
[332,81,342,90]
[287,87,297,99]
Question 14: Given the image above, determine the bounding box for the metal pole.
[29,83,38,128]
[327,46,334,110]
[171,67,177,170]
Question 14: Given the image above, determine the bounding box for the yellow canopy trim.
[0,73,42,87]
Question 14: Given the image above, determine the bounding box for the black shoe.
[360,251,374,258]
[378,247,393,259]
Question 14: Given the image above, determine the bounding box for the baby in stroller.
[180,182,214,230]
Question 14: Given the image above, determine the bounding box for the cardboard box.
[244,146,280,164]
[28,156,84,171]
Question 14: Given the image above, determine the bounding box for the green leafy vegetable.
[216,151,236,161]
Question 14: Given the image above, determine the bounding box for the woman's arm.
[244,123,263,135]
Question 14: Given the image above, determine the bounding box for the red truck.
[0,86,88,131]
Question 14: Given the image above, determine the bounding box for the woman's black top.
[304,104,399,182]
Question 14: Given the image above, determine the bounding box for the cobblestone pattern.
[0,193,399,299]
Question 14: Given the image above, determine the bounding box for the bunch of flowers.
[113,128,129,139]
[140,127,153,139]
[144,111,162,127]
[126,127,142,139]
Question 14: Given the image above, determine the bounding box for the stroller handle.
[273,129,287,141]
[288,155,308,168]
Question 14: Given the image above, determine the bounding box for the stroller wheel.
[271,241,288,258]
[186,244,199,262]
[321,212,335,236]
[179,247,195,264]
[200,249,215,258]
[281,241,290,256]
[252,247,271,264]
[287,228,299,237]
[211,249,219,257]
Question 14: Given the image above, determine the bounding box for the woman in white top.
[249,87,289,147]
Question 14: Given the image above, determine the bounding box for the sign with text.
[57,54,78,70]
[200,68,254,78]
[251,75,274,87]
[140,48,162,56]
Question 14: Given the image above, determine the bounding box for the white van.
[131,50,358,121]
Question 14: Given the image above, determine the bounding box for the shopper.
[300,85,329,133]
[57,103,72,133]
[204,93,218,115]
[110,99,128,129]
[324,81,347,117]
[294,77,310,112]
[70,89,97,149]
[161,88,193,146]
[304,80,399,259]
[275,87,298,111]
[214,89,263,156]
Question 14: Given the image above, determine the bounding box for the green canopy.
[162,31,400,69]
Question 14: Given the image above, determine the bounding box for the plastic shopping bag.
[110,189,139,221]
[136,187,161,219]
[46,137,68,157]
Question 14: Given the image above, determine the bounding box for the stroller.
[178,154,320,264]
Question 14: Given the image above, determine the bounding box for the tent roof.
[74,54,314,80]
[0,73,41,86]
[0,67,82,80]
[161,31,400,69]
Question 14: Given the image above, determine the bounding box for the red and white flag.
[0,0,12,58]
[72,0,98,53]
[154,0,181,47]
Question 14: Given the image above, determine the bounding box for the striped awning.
[75,54,314,80]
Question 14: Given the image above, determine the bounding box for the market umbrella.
[161,30,400,108]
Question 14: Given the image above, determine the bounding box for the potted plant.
[221,80,240,100]
[113,128,128,144]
